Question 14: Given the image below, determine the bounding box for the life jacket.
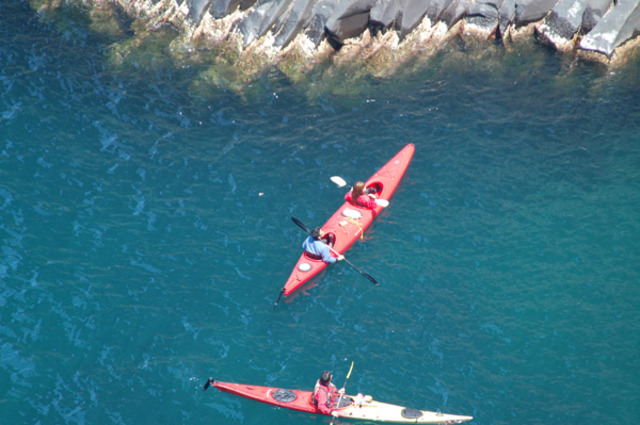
[349,190,374,208]
[311,380,334,407]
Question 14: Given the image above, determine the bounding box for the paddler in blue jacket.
[303,227,344,263]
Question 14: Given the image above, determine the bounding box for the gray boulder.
[581,0,612,32]
[303,0,339,45]
[237,0,293,46]
[426,0,456,23]
[209,0,243,18]
[369,0,432,39]
[514,0,559,25]
[187,0,213,23]
[580,0,640,56]
[441,0,470,26]
[466,1,500,32]
[539,0,611,41]
[324,0,377,46]
[370,0,400,32]
[401,0,433,38]
[497,0,517,36]
[273,0,316,47]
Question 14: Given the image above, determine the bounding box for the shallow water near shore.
[2,2,640,425]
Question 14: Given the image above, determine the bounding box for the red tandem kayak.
[205,379,472,424]
[281,143,415,298]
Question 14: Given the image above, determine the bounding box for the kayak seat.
[272,389,297,403]
[401,408,423,419]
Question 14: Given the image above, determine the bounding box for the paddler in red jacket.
[344,181,380,209]
[312,371,344,416]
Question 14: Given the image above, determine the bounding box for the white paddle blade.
[330,176,348,188]
[375,199,389,208]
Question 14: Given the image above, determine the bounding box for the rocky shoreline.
[32,0,640,90]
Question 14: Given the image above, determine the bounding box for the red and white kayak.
[207,379,472,424]
[282,143,415,298]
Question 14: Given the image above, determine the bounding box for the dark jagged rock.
[497,0,517,36]
[210,0,243,18]
[466,2,500,33]
[236,1,268,46]
[369,0,400,32]
[324,0,377,46]
[238,0,294,47]
[441,0,469,27]
[441,0,499,30]
[580,0,640,57]
[426,0,456,23]
[188,0,213,24]
[537,0,611,47]
[582,0,611,32]
[303,0,339,46]
[514,0,559,25]
[273,0,316,47]
[400,0,432,38]
[369,0,432,39]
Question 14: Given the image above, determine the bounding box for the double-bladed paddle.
[290,216,378,286]
[331,176,389,207]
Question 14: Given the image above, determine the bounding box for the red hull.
[282,144,415,297]
[213,381,324,415]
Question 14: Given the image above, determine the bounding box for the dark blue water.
[2,1,640,424]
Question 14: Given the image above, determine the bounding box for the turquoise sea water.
[2,2,640,425]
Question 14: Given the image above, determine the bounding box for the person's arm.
[344,190,354,204]
[319,243,337,264]
[357,194,378,209]
[302,236,312,251]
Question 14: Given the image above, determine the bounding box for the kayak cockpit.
[401,407,423,419]
[367,182,383,195]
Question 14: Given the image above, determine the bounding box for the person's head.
[352,181,366,199]
[320,370,332,385]
[311,227,323,240]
